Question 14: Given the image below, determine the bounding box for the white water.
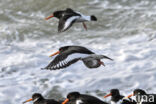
[0,0,156,104]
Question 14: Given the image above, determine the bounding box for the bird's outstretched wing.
[81,95,108,104]
[58,15,79,32]
[46,99,60,104]
[58,9,80,32]
[43,54,81,70]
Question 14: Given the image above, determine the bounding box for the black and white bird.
[126,89,156,104]
[23,93,61,104]
[104,89,136,104]
[62,92,108,104]
[43,45,113,70]
[45,8,97,32]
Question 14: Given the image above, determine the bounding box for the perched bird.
[43,45,113,70]
[23,93,60,104]
[125,89,156,104]
[62,92,108,104]
[45,8,97,32]
[104,89,136,104]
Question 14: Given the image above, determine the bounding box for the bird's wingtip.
[109,58,114,61]
[103,55,114,61]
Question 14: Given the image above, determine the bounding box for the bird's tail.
[91,15,97,21]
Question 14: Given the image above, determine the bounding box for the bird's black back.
[80,94,108,104]
[44,99,61,104]
[62,45,94,55]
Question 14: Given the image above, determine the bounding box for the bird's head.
[125,89,146,99]
[62,92,80,104]
[49,46,70,57]
[45,10,63,20]
[133,89,146,96]
[23,93,44,104]
[104,89,120,98]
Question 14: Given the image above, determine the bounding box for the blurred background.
[0,0,156,104]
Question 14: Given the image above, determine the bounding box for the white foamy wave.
[0,34,156,104]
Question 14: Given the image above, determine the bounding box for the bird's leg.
[82,22,87,30]
[99,61,105,66]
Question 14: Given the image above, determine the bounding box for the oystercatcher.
[125,89,156,104]
[45,8,97,32]
[23,93,60,104]
[62,92,108,104]
[104,89,136,104]
[43,45,113,70]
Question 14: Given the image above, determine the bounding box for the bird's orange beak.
[104,93,112,98]
[49,51,60,57]
[62,98,69,104]
[45,14,54,20]
[125,93,134,98]
[23,98,32,104]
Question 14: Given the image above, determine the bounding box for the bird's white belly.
[75,18,88,22]
[111,101,116,104]
[76,99,83,104]
[111,100,122,104]
[75,15,91,22]
[63,16,80,30]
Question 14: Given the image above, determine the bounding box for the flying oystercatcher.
[43,45,113,70]
[62,92,108,104]
[45,8,97,32]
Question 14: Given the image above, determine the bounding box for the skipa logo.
[131,93,155,103]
